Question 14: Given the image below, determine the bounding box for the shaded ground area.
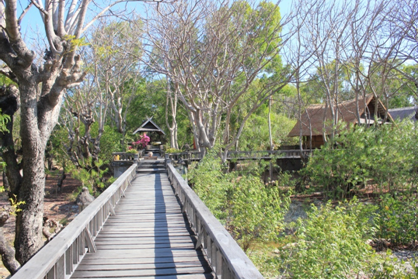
[0,173,82,278]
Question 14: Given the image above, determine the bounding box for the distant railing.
[165,151,202,162]
[166,149,313,162]
[228,149,313,159]
[167,162,264,279]
[112,152,141,162]
[11,164,138,279]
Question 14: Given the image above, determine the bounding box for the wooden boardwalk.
[72,168,213,279]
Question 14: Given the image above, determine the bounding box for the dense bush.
[375,193,418,246]
[279,199,378,278]
[301,120,418,198]
[238,112,297,151]
[278,198,417,279]
[188,151,290,252]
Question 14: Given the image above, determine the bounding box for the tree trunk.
[0,211,20,274]
[268,96,273,181]
[15,82,46,264]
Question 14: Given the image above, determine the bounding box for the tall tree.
[88,17,143,138]
[0,0,159,273]
[143,0,312,159]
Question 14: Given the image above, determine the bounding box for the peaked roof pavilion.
[133,117,166,135]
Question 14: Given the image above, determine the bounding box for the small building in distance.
[288,94,394,149]
[388,106,418,122]
[133,117,166,144]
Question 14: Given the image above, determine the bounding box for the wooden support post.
[73,239,79,265]
[84,228,96,253]
[195,230,203,250]
[216,249,223,279]
[108,201,116,216]
[56,255,65,278]
[65,245,73,275]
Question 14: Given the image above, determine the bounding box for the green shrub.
[279,199,379,278]
[189,153,232,220]
[126,149,138,154]
[369,249,418,279]
[67,158,113,196]
[300,120,418,198]
[189,151,290,252]
[229,176,290,252]
[375,193,418,246]
[0,109,10,133]
[165,147,182,153]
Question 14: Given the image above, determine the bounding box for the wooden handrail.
[166,149,313,161]
[11,164,138,279]
[112,152,140,161]
[166,163,264,279]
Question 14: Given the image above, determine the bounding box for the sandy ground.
[0,173,82,278]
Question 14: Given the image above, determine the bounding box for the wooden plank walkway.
[72,171,213,279]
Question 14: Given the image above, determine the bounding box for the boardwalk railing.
[11,164,138,279]
[167,162,264,279]
[112,152,141,161]
[165,151,202,161]
[167,149,313,162]
[227,149,312,159]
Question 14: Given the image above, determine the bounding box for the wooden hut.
[133,117,165,144]
[288,94,394,148]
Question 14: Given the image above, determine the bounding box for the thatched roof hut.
[288,94,393,148]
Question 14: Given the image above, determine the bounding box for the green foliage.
[370,249,418,279]
[165,147,182,153]
[66,157,112,196]
[230,176,290,252]
[125,149,138,154]
[63,35,90,52]
[279,199,379,278]
[238,112,297,150]
[0,68,16,86]
[189,150,290,252]
[248,243,282,278]
[0,161,26,215]
[8,194,26,216]
[375,193,418,246]
[189,153,231,220]
[301,120,418,198]
[0,109,10,133]
[99,125,123,161]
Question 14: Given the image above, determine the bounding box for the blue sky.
[18,0,293,47]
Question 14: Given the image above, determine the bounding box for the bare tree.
[0,0,160,272]
[142,0,312,160]
[297,0,417,145]
[88,17,143,138]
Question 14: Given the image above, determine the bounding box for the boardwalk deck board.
[76,273,214,280]
[72,266,211,278]
[76,262,209,271]
[71,169,213,279]
[78,256,209,265]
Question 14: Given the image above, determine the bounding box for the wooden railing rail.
[166,149,313,162]
[112,152,141,161]
[166,151,202,161]
[166,162,264,279]
[227,149,313,159]
[11,164,138,279]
